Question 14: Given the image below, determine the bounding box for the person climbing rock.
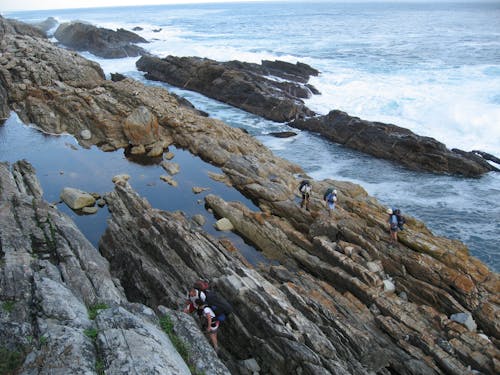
[324,188,338,217]
[387,208,399,243]
[299,179,312,211]
[195,298,220,351]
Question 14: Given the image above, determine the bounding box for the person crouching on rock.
[195,298,220,351]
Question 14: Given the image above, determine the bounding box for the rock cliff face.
[54,21,148,58]
[289,110,497,177]
[0,161,229,374]
[136,55,318,122]
[1,16,499,375]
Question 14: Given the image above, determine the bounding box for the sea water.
[4,1,500,271]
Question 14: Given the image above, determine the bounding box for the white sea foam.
[304,64,500,156]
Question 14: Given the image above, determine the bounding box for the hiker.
[324,188,338,217]
[184,287,206,313]
[387,208,405,243]
[299,180,312,211]
[195,298,220,351]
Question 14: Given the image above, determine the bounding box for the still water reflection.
[0,113,273,266]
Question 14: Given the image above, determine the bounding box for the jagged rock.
[192,214,206,226]
[2,18,499,375]
[1,17,46,38]
[192,186,209,194]
[289,110,497,177]
[112,174,131,184]
[160,175,178,186]
[123,105,159,145]
[159,307,232,375]
[60,187,96,209]
[161,161,180,175]
[0,160,214,374]
[54,21,148,58]
[31,17,58,34]
[136,55,318,122]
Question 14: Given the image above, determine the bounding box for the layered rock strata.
[1,16,499,374]
[136,55,319,122]
[289,110,498,177]
[99,173,499,374]
[54,21,148,58]
[0,160,230,374]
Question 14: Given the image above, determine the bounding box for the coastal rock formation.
[54,21,148,58]
[136,55,319,122]
[1,16,499,374]
[31,17,58,34]
[289,110,498,177]
[0,160,223,374]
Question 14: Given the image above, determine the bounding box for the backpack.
[204,290,233,321]
[391,208,405,230]
[390,214,398,230]
[299,180,311,194]
[323,187,333,201]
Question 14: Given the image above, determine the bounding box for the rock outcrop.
[31,17,58,35]
[1,16,499,374]
[0,160,226,374]
[136,55,319,122]
[54,21,148,58]
[289,110,498,177]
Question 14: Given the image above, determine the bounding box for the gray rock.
[450,312,477,332]
[54,21,148,58]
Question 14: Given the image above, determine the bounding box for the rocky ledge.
[289,110,498,177]
[136,55,319,122]
[1,16,499,374]
[54,21,148,58]
[0,160,228,374]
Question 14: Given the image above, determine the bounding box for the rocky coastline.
[1,16,499,375]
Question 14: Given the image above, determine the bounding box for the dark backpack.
[299,180,310,193]
[323,187,333,201]
[392,208,405,230]
[204,290,233,321]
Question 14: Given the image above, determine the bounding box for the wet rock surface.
[289,110,498,177]
[1,16,499,374]
[136,55,319,122]
[54,21,148,58]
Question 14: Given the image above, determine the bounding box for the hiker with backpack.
[387,208,405,243]
[195,298,220,351]
[323,188,338,217]
[298,180,312,211]
[184,280,233,350]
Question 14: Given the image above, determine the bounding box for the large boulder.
[136,55,318,122]
[289,110,498,177]
[54,21,148,58]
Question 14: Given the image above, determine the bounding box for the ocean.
[3,1,500,271]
